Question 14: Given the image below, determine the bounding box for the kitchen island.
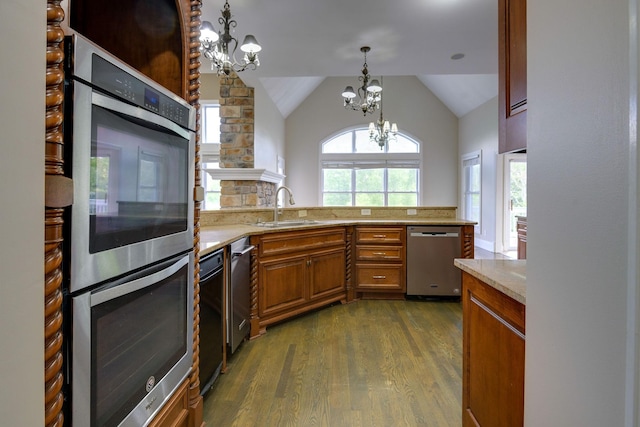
[454,258,526,427]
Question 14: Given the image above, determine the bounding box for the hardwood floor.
[202,299,462,426]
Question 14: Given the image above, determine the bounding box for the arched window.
[320,129,421,206]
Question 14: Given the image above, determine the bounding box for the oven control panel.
[91,55,190,129]
[65,34,194,131]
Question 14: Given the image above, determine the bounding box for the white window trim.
[318,127,422,206]
[461,150,482,232]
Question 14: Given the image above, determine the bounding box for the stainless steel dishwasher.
[228,237,254,354]
[406,226,462,297]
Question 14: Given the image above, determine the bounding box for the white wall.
[458,96,499,250]
[0,0,45,424]
[527,0,636,425]
[285,76,458,207]
[253,81,285,172]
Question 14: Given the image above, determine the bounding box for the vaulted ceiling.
[201,0,498,118]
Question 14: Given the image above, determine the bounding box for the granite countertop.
[454,259,526,305]
[199,218,475,256]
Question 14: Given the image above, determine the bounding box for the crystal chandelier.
[200,0,262,76]
[341,47,382,116]
[369,80,398,150]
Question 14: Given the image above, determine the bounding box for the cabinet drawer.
[355,264,404,291]
[356,245,403,261]
[259,227,346,257]
[356,227,405,244]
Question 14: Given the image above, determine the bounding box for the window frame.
[200,100,221,210]
[319,127,422,207]
[461,150,482,232]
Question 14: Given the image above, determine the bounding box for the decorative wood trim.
[249,237,261,339]
[45,1,66,426]
[461,225,475,259]
[345,226,355,302]
[184,1,204,426]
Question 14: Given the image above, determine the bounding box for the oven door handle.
[90,253,190,306]
[92,90,192,140]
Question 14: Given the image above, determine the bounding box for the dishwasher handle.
[409,232,459,237]
[232,245,255,259]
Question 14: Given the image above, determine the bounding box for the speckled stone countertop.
[199,218,476,257]
[454,259,526,305]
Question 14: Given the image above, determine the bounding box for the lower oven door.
[71,252,194,427]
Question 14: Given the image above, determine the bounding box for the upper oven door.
[68,80,195,293]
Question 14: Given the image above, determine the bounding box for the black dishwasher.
[199,248,224,395]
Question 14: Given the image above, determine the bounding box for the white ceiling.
[201,0,499,118]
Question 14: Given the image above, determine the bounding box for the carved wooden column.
[183,1,204,426]
[44,1,66,426]
[345,226,354,302]
[249,237,261,339]
[461,224,475,259]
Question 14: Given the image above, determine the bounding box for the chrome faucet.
[274,186,295,224]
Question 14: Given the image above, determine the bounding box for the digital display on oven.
[144,88,160,111]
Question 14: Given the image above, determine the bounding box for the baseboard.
[474,237,495,252]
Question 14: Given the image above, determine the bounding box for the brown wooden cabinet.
[499,0,527,153]
[148,378,190,427]
[516,216,527,259]
[462,272,525,427]
[354,226,406,298]
[250,227,347,337]
[68,0,193,98]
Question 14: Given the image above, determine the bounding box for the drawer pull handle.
[373,275,386,279]
[373,234,387,238]
[372,252,386,256]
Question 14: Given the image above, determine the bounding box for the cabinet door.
[259,255,307,317]
[463,274,525,427]
[499,0,527,153]
[147,379,189,427]
[309,248,346,300]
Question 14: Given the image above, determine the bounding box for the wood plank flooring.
[202,299,463,426]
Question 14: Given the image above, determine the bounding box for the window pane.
[323,169,352,191]
[388,169,417,192]
[388,193,417,206]
[323,193,352,206]
[203,105,220,144]
[322,132,352,153]
[469,164,481,192]
[355,168,383,192]
[355,193,384,206]
[354,129,379,153]
[205,192,220,208]
[466,193,480,222]
[388,135,419,153]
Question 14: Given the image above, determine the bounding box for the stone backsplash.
[200,206,459,226]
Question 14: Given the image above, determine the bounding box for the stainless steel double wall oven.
[63,34,196,427]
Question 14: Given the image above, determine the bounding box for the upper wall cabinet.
[69,0,189,98]
[498,0,527,153]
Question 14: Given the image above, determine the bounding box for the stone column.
[219,73,275,208]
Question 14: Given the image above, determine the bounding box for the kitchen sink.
[254,219,320,228]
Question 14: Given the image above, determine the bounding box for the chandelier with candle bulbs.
[369,83,398,150]
[199,0,262,76]
[341,47,382,116]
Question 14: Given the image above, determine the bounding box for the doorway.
[503,153,527,252]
